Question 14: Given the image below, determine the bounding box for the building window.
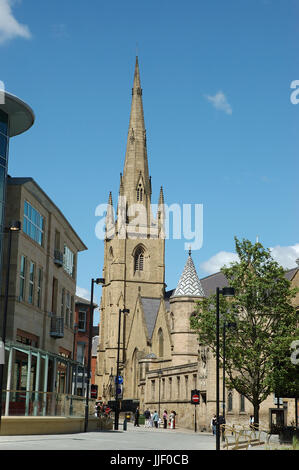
[193,374,197,390]
[170,313,174,330]
[23,201,44,246]
[137,185,143,202]
[240,394,245,412]
[185,376,189,398]
[70,296,74,326]
[168,377,172,399]
[78,310,86,331]
[19,255,26,301]
[151,380,155,401]
[228,392,233,412]
[162,378,165,399]
[52,277,58,314]
[28,261,35,304]
[77,343,85,364]
[16,329,38,348]
[65,291,70,326]
[61,288,65,317]
[177,376,180,399]
[134,246,144,272]
[37,268,42,308]
[158,328,164,357]
[63,245,74,277]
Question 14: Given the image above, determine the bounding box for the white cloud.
[76,286,90,300]
[200,251,239,275]
[200,244,299,275]
[205,91,232,115]
[0,0,31,45]
[269,244,299,270]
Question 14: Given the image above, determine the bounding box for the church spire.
[121,57,151,209]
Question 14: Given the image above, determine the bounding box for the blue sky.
[1,0,298,323]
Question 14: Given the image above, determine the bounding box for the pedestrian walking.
[153,410,159,428]
[144,408,151,427]
[211,415,216,435]
[134,407,140,427]
[163,410,168,429]
[219,415,225,439]
[169,411,175,429]
[249,415,254,430]
[150,412,154,427]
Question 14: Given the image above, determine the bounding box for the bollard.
[123,418,127,431]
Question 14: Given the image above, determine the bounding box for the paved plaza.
[0,421,282,452]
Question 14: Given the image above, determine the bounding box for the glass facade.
[0,109,9,269]
[63,245,74,277]
[23,200,44,245]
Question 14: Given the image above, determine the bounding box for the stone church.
[95,58,298,431]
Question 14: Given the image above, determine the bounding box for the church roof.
[172,251,205,298]
[141,297,161,338]
[167,267,299,300]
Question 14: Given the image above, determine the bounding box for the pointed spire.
[121,57,150,209]
[172,251,205,297]
[105,192,115,239]
[119,173,124,196]
[159,186,164,205]
[158,186,165,238]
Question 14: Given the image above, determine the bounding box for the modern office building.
[0,91,35,285]
[0,176,87,414]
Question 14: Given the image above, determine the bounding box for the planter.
[279,427,299,444]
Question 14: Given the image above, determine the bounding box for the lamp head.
[9,220,21,231]
[221,287,235,297]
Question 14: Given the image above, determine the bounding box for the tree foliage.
[191,237,298,422]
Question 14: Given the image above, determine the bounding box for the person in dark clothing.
[218,415,226,440]
[134,407,140,427]
[163,410,168,429]
[144,408,151,427]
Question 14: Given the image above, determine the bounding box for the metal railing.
[221,424,273,450]
[50,315,64,338]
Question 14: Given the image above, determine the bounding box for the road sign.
[115,375,123,384]
[191,389,200,404]
[116,384,123,398]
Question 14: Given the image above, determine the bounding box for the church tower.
[97,58,165,400]
[170,250,205,366]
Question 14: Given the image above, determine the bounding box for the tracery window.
[137,184,143,202]
[134,246,144,272]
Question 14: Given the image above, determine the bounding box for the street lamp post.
[158,369,162,419]
[216,286,235,451]
[222,319,237,439]
[114,307,129,431]
[84,277,104,433]
[0,221,21,431]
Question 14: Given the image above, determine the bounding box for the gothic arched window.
[228,392,233,412]
[170,313,174,330]
[137,184,143,202]
[158,328,164,357]
[240,394,245,412]
[134,246,144,272]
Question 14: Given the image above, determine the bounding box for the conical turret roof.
[172,251,205,297]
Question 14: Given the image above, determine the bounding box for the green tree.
[191,237,298,425]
